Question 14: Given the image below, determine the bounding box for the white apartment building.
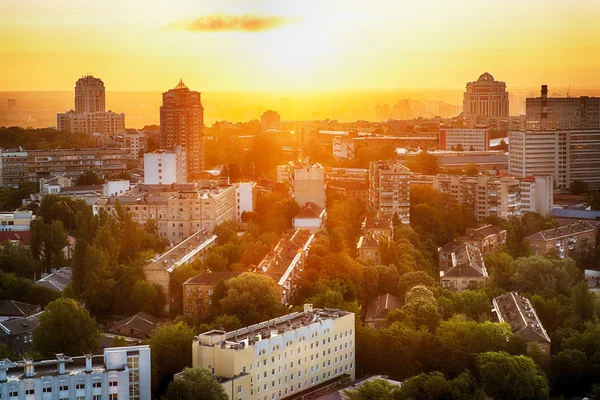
[277,161,325,209]
[103,180,130,197]
[236,182,257,222]
[369,161,411,224]
[438,128,490,151]
[509,129,600,190]
[0,346,150,400]
[517,175,553,215]
[191,305,355,400]
[0,211,33,232]
[143,149,187,185]
[124,130,146,160]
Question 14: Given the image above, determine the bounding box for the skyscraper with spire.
[159,80,205,179]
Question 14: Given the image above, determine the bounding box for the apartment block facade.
[525,221,597,259]
[277,161,325,209]
[143,149,187,185]
[0,211,33,232]
[432,175,521,223]
[191,305,355,400]
[95,183,236,242]
[0,148,128,186]
[438,128,490,151]
[509,129,600,190]
[57,111,125,136]
[368,161,411,224]
[439,241,488,292]
[0,346,150,400]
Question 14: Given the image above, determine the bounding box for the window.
[93,380,102,388]
[237,386,242,394]
[109,395,118,400]
[43,382,52,393]
[76,382,85,390]
[59,381,69,391]
[25,383,35,396]
[9,386,18,398]
[93,396,101,400]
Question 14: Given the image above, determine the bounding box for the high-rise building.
[190,305,355,400]
[276,161,325,209]
[368,161,411,223]
[57,76,125,136]
[463,72,509,122]
[509,129,600,190]
[526,85,600,130]
[124,129,147,160]
[74,75,106,114]
[160,80,204,180]
[261,110,281,131]
[143,149,187,185]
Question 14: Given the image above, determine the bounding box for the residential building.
[324,168,369,184]
[39,176,72,195]
[0,346,151,400]
[493,292,551,354]
[95,182,236,242]
[103,180,130,197]
[509,129,600,190]
[277,161,325,209]
[74,75,105,114]
[332,136,355,160]
[35,268,72,292]
[333,135,438,160]
[143,230,217,310]
[124,130,147,160]
[57,110,126,136]
[368,161,411,224]
[526,85,600,130]
[356,235,381,264]
[0,301,40,321]
[0,148,128,186]
[439,241,488,292]
[439,127,490,151]
[462,224,507,255]
[0,312,42,354]
[517,175,553,215]
[293,202,326,233]
[362,213,393,238]
[364,294,401,328]
[433,175,521,223]
[463,72,509,122]
[524,221,597,259]
[0,211,32,232]
[190,305,356,400]
[326,180,369,204]
[261,110,281,131]
[160,80,205,179]
[236,182,257,222]
[183,271,242,318]
[401,150,508,174]
[108,312,160,340]
[26,179,123,207]
[143,149,187,185]
[255,229,315,305]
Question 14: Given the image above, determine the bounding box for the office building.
[439,241,488,292]
[493,292,551,355]
[143,230,217,310]
[236,182,257,222]
[438,127,490,151]
[124,130,147,160]
[95,182,236,242]
[0,346,151,400]
[509,129,600,190]
[462,224,506,255]
[433,175,521,223]
[261,110,281,131]
[463,72,509,121]
[277,161,325,209]
[160,80,205,179]
[183,271,242,318]
[368,161,411,224]
[255,229,315,305]
[526,85,600,130]
[0,148,128,186]
[190,305,355,400]
[143,149,187,185]
[524,221,597,259]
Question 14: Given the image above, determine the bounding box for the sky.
[1,0,600,91]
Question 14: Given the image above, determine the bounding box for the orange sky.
[2,0,600,91]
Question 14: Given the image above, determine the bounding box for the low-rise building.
[293,202,326,233]
[0,346,151,400]
[326,180,369,204]
[525,221,597,259]
[462,224,506,255]
[35,268,72,292]
[493,292,551,354]
[364,293,401,328]
[439,241,488,292]
[255,229,315,305]
[0,312,42,354]
[0,301,40,321]
[0,211,33,233]
[190,305,355,400]
[183,271,243,318]
[362,213,393,238]
[108,312,160,340]
[356,235,382,264]
[143,230,217,310]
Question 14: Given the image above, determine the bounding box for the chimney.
[85,353,93,372]
[304,304,313,313]
[56,354,66,375]
[0,360,10,382]
[24,359,34,377]
[541,85,548,99]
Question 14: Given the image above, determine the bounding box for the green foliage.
[510,255,582,299]
[484,250,514,289]
[30,219,68,273]
[148,321,195,398]
[75,170,103,186]
[33,298,100,357]
[0,181,38,211]
[405,151,440,175]
[164,367,228,400]
[217,272,285,326]
[211,314,242,332]
[345,378,400,400]
[0,270,58,306]
[0,242,41,279]
[396,371,484,400]
[0,127,96,150]
[570,180,588,195]
[110,336,128,347]
[398,271,436,299]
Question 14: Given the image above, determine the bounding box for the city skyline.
[2,0,600,91]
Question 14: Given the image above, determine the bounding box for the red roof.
[0,231,30,245]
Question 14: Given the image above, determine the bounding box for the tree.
[130,280,160,315]
[345,378,399,400]
[510,255,582,299]
[211,314,242,332]
[571,180,588,195]
[398,271,436,298]
[76,170,103,186]
[164,367,228,400]
[218,273,285,326]
[30,219,69,273]
[464,163,479,176]
[32,298,100,357]
[477,351,550,400]
[148,321,195,398]
[110,336,128,347]
[484,250,514,289]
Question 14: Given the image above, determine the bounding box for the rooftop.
[551,208,600,221]
[184,271,243,286]
[493,292,550,344]
[108,311,160,338]
[0,312,43,336]
[362,213,392,232]
[149,230,217,273]
[0,301,40,320]
[294,202,325,220]
[463,224,505,241]
[0,231,30,245]
[35,268,72,292]
[256,229,314,286]
[525,221,596,242]
[440,241,488,278]
[365,294,401,322]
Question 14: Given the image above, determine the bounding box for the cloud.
[165,14,297,32]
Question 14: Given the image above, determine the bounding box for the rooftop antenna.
[567,83,571,98]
